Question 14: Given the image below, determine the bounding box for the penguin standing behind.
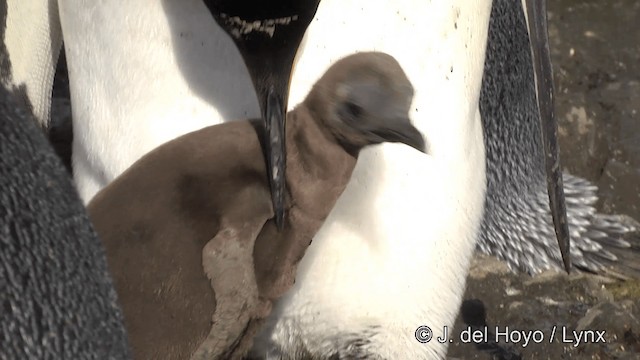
[479,0,640,277]
[0,84,130,359]
[87,52,426,360]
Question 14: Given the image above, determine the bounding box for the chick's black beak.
[524,0,571,272]
[371,119,427,154]
[204,0,320,230]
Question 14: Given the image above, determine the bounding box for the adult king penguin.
[4,0,572,358]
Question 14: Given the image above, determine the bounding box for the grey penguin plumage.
[0,84,130,359]
[478,0,640,277]
[86,51,425,360]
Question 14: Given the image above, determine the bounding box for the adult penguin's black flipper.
[203,0,321,229]
[523,0,571,272]
[0,86,131,359]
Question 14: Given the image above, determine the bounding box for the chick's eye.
[344,101,363,118]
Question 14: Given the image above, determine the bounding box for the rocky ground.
[448,1,640,359]
[47,1,639,359]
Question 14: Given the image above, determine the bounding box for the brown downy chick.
[87,51,425,360]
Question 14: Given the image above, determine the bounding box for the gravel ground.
[47,1,639,359]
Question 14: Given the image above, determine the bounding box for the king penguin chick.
[86,51,426,360]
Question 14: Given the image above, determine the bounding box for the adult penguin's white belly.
[57,0,261,201]
[251,1,491,358]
